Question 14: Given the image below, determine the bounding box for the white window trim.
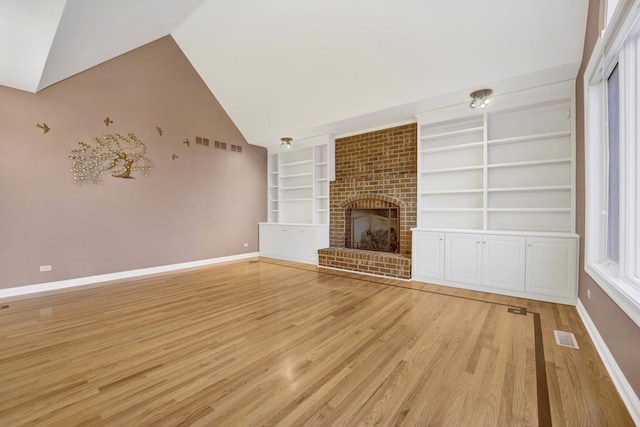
[584,0,640,328]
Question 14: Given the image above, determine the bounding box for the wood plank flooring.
[0,258,633,426]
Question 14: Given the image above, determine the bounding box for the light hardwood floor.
[0,258,633,426]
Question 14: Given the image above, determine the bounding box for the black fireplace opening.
[346,207,399,253]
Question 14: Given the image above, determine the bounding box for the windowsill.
[585,262,640,328]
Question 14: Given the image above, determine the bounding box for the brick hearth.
[318,248,411,279]
[318,124,417,279]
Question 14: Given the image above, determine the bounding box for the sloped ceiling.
[0,0,588,147]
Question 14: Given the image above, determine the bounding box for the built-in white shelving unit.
[260,134,335,264]
[413,80,579,304]
[418,115,485,230]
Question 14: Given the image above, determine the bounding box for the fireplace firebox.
[346,207,399,253]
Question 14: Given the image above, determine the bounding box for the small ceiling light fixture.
[280,137,293,149]
[469,88,493,109]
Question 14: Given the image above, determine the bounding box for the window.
[584,3,640,327]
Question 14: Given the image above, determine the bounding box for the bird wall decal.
[36,123,50,134]
[103,117,113,127]
[171,153,179,161]
[156,126,163,136]
[183,138,190,147]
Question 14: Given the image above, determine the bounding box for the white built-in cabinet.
[414,230,577,304]
[412,81,580,304]
[260,134,335,265]
[259,223,329,265]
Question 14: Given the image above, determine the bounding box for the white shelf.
[282,185,313,190]
[281,172,313,178]
[315,178,328,182]
[315,209,328,212]
[488,185,571,192]
[420,141,483,154]
[421,165,484,174]
[281,198,314,202]
[316,162,328,166]
[487,130,571,146]
[269,172,278,175]
[487,208,571,212]
[281,160,313,167]
[488,158,571,169]
[420,188,484,196]
[420,126,484,141]
[421,208,483,212]
[316,196,329,199]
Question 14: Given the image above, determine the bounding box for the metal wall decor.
[36,123,50,134]
[69,132,152,184]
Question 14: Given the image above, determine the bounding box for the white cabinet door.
[445,233,482,285]
[300,227,319,263]
[482,235,526,291]
[525,237,577,301]
[284,226,302,259]
[412,231,445,280]
[259,224,271,256]
[259,224,285,257]
[271,226,286,257]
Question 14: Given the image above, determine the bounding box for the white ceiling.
[0,0,588,147]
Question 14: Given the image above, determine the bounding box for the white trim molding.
[0,252,259,300]
[583,0,640,328]
[577,300,640,424]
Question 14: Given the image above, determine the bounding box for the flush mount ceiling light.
[469,88,493,109]
[280,137,292,149]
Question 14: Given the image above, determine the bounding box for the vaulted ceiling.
[0,0,588,147]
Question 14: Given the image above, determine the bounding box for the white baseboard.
[0,252,259,300]
[576,299,640,424]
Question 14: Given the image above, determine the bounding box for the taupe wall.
[576,0,640,396]
[0,36,267,289]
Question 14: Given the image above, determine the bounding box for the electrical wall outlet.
[587,289,591,299]
[243,243,249,248]
[39,265,52,272]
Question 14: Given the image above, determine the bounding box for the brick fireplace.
[318,124,417,279]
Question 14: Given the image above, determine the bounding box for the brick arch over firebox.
[342,193,405,210]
